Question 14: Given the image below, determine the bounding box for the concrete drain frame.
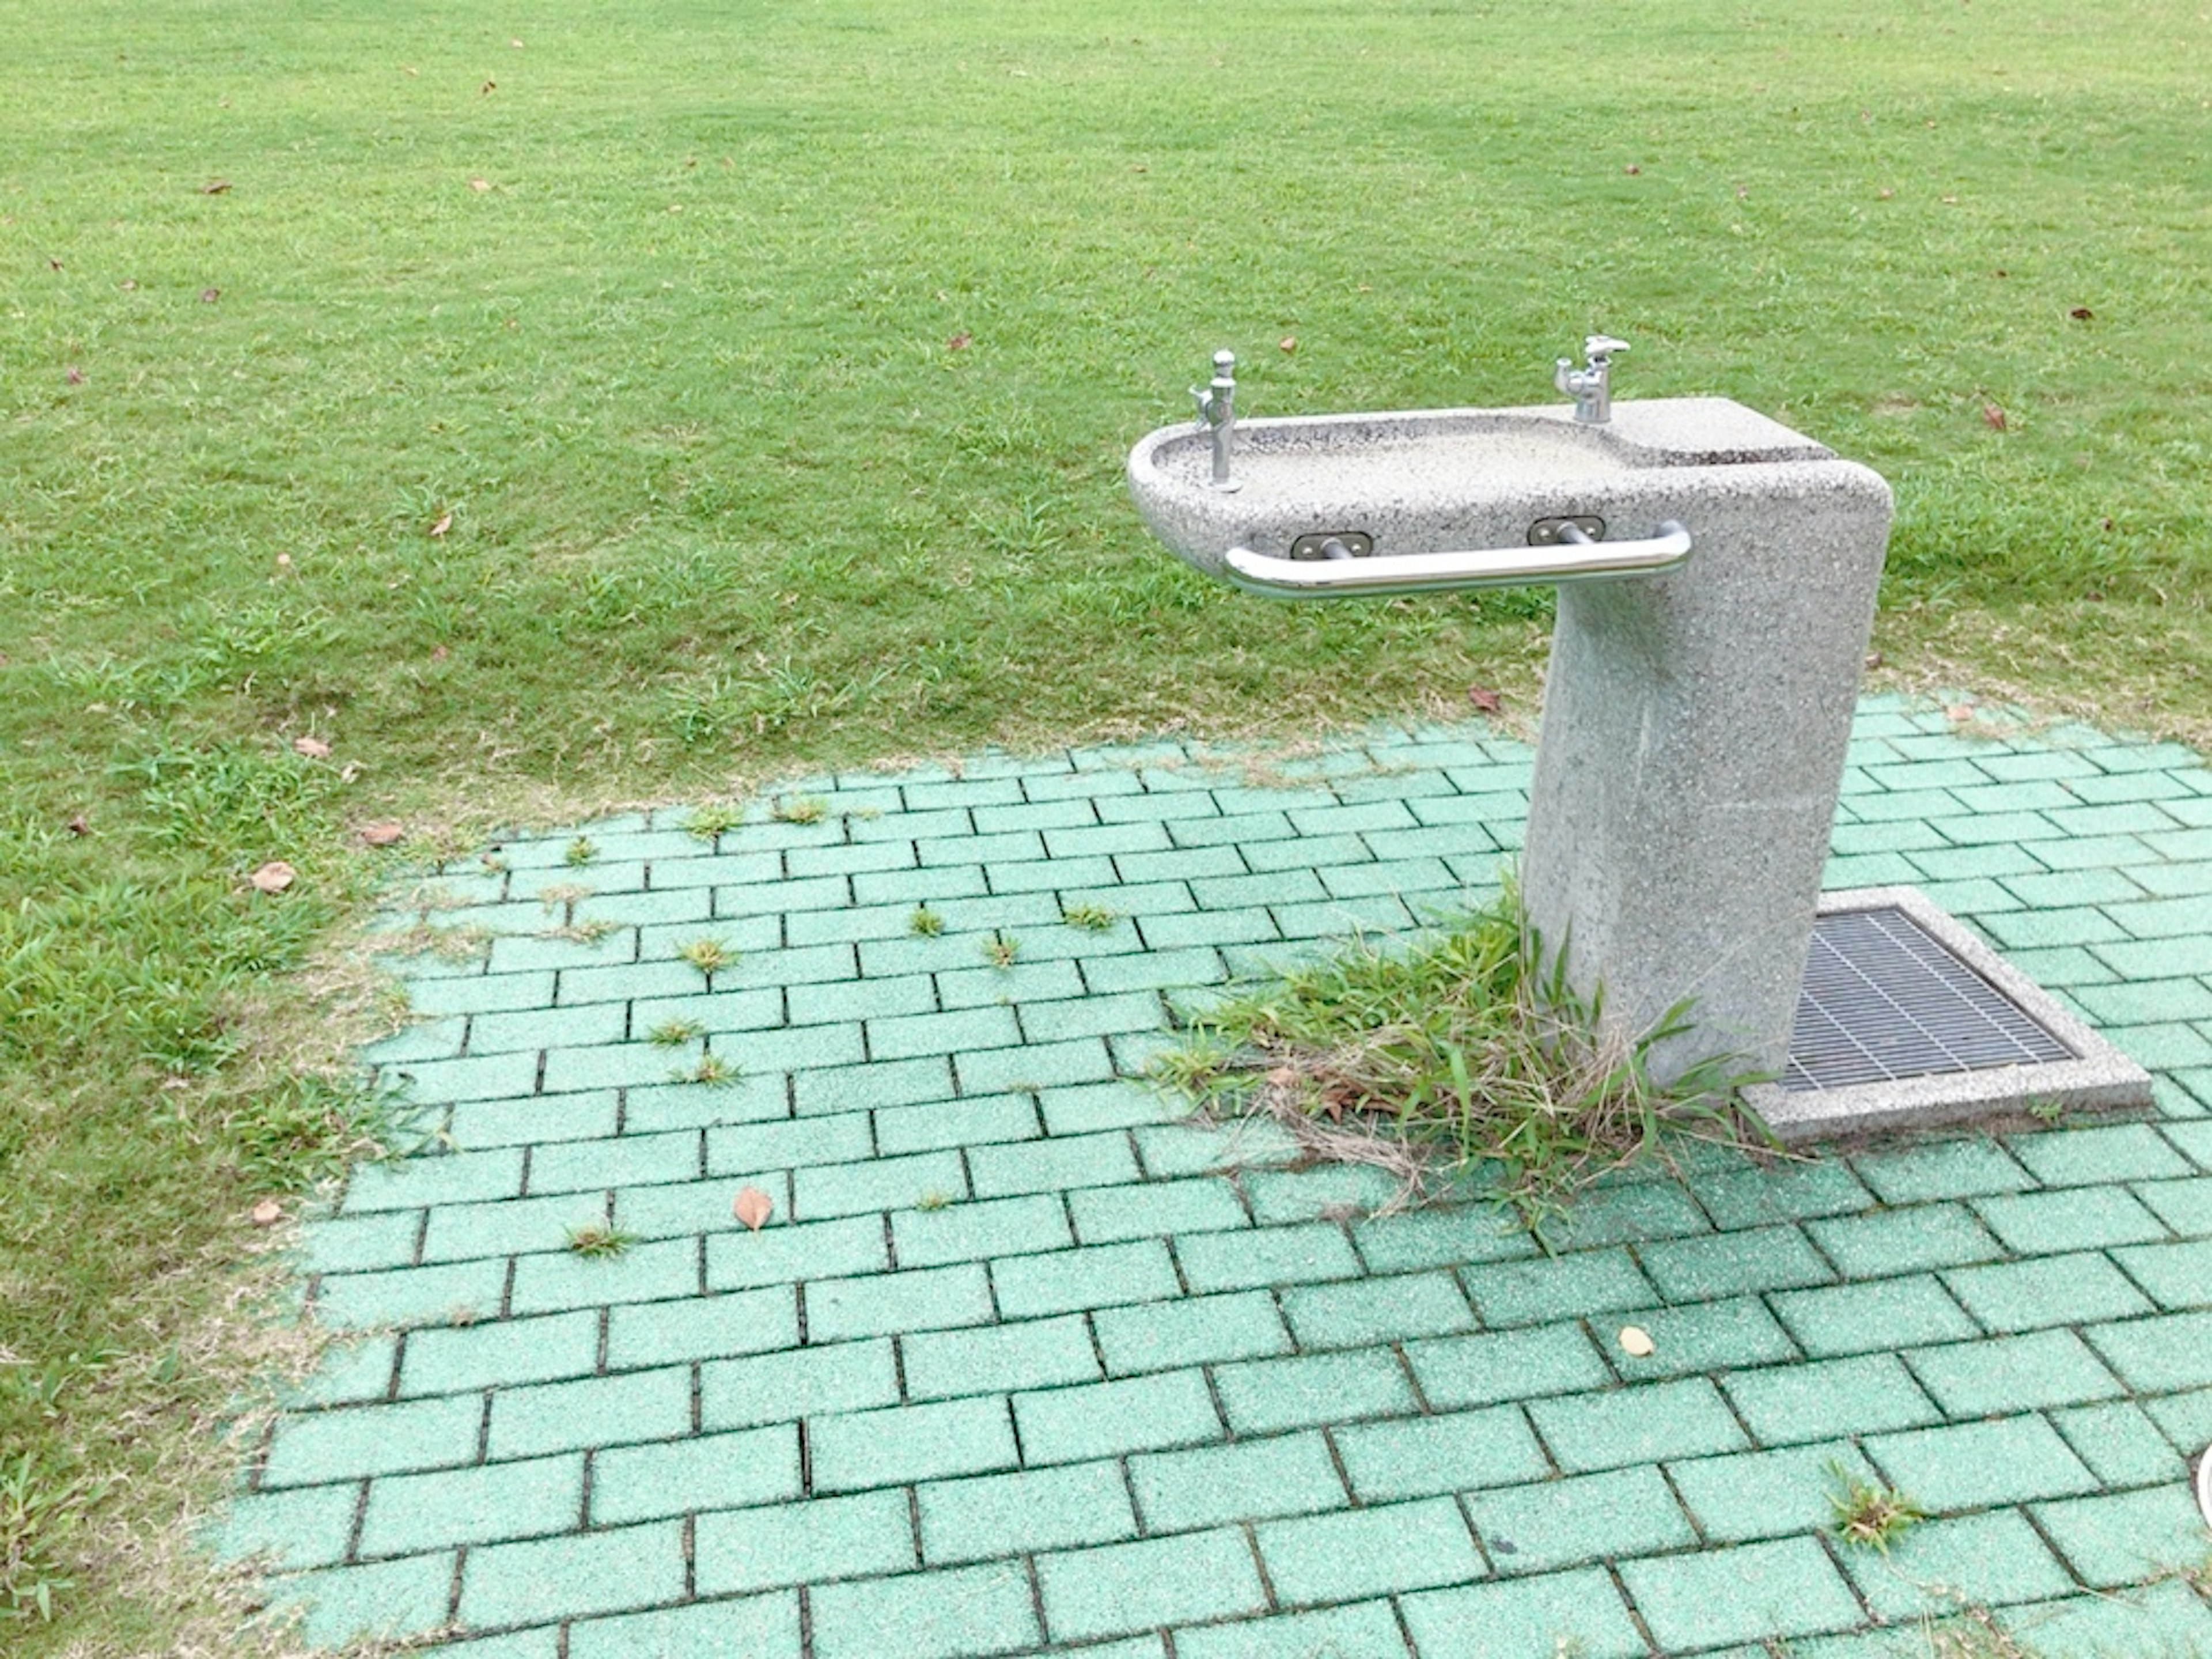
[1744,885,2154,1143]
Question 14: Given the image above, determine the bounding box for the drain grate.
[1745,887,2153,1142]
[1783,905,2074,1091]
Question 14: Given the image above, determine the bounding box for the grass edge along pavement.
[185,694,2212,1659]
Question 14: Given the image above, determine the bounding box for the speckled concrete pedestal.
[1517,404,1893,1080]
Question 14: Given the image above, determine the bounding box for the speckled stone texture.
[1130,396,1892,1080]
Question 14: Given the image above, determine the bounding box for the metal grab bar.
[1221,519,1691,599]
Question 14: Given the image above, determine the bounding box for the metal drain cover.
[1745,887,2153,1143]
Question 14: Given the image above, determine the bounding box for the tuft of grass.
[563,837,598,868]
[910,906,945,937]
[980,931,1021,969]
[915,1190,955,1211]
[1828,1465,1927,1554]
[1062,902,1117,932]
[563,1224,637,1259]
[771,796,827,824]
[646,1018,704,1047]
[684,804,743,841]
[678,938,733,976]
[678,1053,738,1086]
[1154,880,1764,1232]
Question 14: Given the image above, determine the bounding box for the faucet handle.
[1582,334,1630,367]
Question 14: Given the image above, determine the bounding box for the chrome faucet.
[1191,348,1240,491]
[1555,335,1630,424]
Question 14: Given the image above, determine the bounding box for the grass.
[1155,884,1764,1230]
[1,0,2208,1647]
[562,1224,637,1259]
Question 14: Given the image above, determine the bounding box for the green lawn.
[2,0,2208,1645]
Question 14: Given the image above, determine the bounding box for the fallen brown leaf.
[293,734,331,759]
[250,1199,285,1226]
[201,180,232,195]
[66,814,89,836]
[360,821,406,847]
[1468,686,1503,713]
[200,287,221,303]
[1624,162,1641,175]
[1278,335,1296,353]
[469,177,491,192]
[1982,402,2008,431]
[946,331,971,351]
[249,861,296,894]
[733,1186,774,1231]
[1264,1066,1300,1089]
[64,366,84,385]
[429,511,453,538]
[2070,306,2093,321]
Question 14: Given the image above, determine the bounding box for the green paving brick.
[299,1210,422,1277]
[1256,1495,1482,1603]
[901,1315,1102,1400]
[893,1193,1073,1268]
[991,1239,1180,1319]
[589,1426,800,1524]
[692,1487,916,1593]
[210,1482,361,1569]
[1468,1465,1692,1574]
[875,1092,1040,1157]
[487,1365,691,1459]
[509,1236,698,1316]
[446,1089,623,1150]
[1770,1274,1980,1356]
[1281,1270,1475,1349]
[1129,1431,1347,1533]
[2085,1309,2212,1392]
[794,1055,954,1116]
[2068,979,2212,1029]
[1013,1369,1222,1464]
[810,1560,1040,1659]
[1690,1158,1875,1232]
[1078,944,1229,994]
[1722,1353,1943,1446]
[2033,1485,2212,1589]
[1998,1577,2212,1659]
[287,1334,399,1408]
[1639,1225,1837,1301]
[313,1257,506,1330]
[1405,1324,1612,1410]
[1239,1162,1408,1225]
[2135,1175,2212,1236]
[1332,1404,1550,1502]
[1351,1202,1537,1271]
[1036,1528,1268,1642]
[1845,1508,2076,1622]
[465,1003,624,1055]
[1972,1186,2168,1253]
[1400,1567,1645,1659]
[1943,1251,2155,1332]
[458,1518,685,1628]
[1604,1295,1800,1378]
[343,1147,526,1213]
[703,1213,891,1290]
[1013,990,1166,1046]
[918,1461,1139,1565]
[398,1310,600,1397]
[603,1286,798,1370]
[703,1112,877,1180]
[866,1004,1021,1063]
[1618,1536,1863,1652]
[1864,1415,2098,1510]
[259,1393,482,1488]
[957,1035,1118,1094]
[1461,1248,1655,1328]
[1093,1289,1290,1374]
[968,1130,1141,1198]
[792,1150,970,1222]
[1851,1137,2038,1203]
[1174,1221,1361,1293]
[2115,1236,2212,1310]
[937,956,1086,1010]
[1533,1176,1713,1249]
[1904,1328,2126,1416]
[1068,1176,1249,1244]
[1171,1601,1406,1659]
[2051,1399,2188,1487]
[1667,1441,1874,1544]
[565,1593,800,1659]
[806,1263,994,1342]
[529,1125,700,1192]
[358,1452,585,1556]
[617,1172,789,1241]
[1213,1349,1419,1434]
[1805,1203,2005,1278]
[407,969,557,1018]
[1134,1117,1300,1180]
[268,1552,457,1649]
[1528,1378,1749,1472]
